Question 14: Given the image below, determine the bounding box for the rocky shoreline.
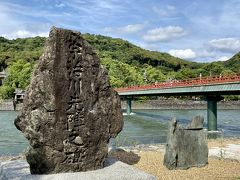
[1,99,239,111]
[122,99,240,110]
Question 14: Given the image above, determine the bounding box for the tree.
[0,85,14,99]
[202,62,225,76]
[0,59,35,98]
[144,65,166,83]
[175,68,197,80]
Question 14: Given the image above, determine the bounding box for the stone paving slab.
[0,158,156,180]
[209,144,240,161]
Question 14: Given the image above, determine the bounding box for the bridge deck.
[116,74,240,96]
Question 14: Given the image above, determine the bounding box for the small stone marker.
[164,116,208,169]
[186,115,204,129]
[14,27,123,174]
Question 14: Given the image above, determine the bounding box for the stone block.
[164,117,208,169]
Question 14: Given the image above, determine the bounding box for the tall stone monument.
[14,27,123,174]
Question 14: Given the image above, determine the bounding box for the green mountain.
[223,52,240,73]
[82,34,205,87]
[0,36,45,67]
[0,34,238,99]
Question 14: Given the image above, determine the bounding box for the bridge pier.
[126,98,132,115]
[206,95,224,131]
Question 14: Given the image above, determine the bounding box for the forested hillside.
[0,36,45,98]
[223,52,240,73]
[0,34,239,99]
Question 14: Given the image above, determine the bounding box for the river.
[0,109,240,156]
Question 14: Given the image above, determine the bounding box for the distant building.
[14,88,25,103]
[13,88,25,110]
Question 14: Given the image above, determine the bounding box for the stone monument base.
[0,158,156,180]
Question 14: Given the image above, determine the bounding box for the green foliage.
[202,62,225,76]
[82,33,193,73]
[102,58,144,87]
[175,68,198,80]
[5,59,35,89]
[0,34,239,99]
[224,95,240,101]
[223,52,240,73]
[0,36,42,98]
[0,59,35,99]
[82,33,204,86]
[221,69,235,76]
[0,85,14,99]
[0,36,45,66]
[144,65,166,83]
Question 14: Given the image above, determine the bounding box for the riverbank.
[0,99,22,111]
[122,99,240,110]
[1,138,240,179]
[1,99,239,111]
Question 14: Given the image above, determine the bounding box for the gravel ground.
[208,138,240,148]
[133,139,240,180]
[134,151,240,180]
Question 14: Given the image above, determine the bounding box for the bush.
[0,85,14,99]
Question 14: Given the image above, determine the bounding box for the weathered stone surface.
[163,117,208,170]
[14,27,123,174]
[186,115,204,129]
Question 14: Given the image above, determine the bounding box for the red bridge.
[116,74,240,93]
[115,74,240,131]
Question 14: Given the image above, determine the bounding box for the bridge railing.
[115,74,240,92]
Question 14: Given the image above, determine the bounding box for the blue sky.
[0,0,240,62]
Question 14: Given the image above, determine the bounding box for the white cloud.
[196,49,216,58]
[168,49,196,59]
[167,5,176,11]
[0,2,52,39]
[152,6,168,17]
[208,38,240,52]
[142,26,187,42]
[216,56,229,61]
[137,42,159,51]
[152,5,176,17]
[55,3,65,8]
[3,30,48,39]
[104,23,145,34]
[65,0,127,19]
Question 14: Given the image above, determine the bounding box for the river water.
[0,109,240,156]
